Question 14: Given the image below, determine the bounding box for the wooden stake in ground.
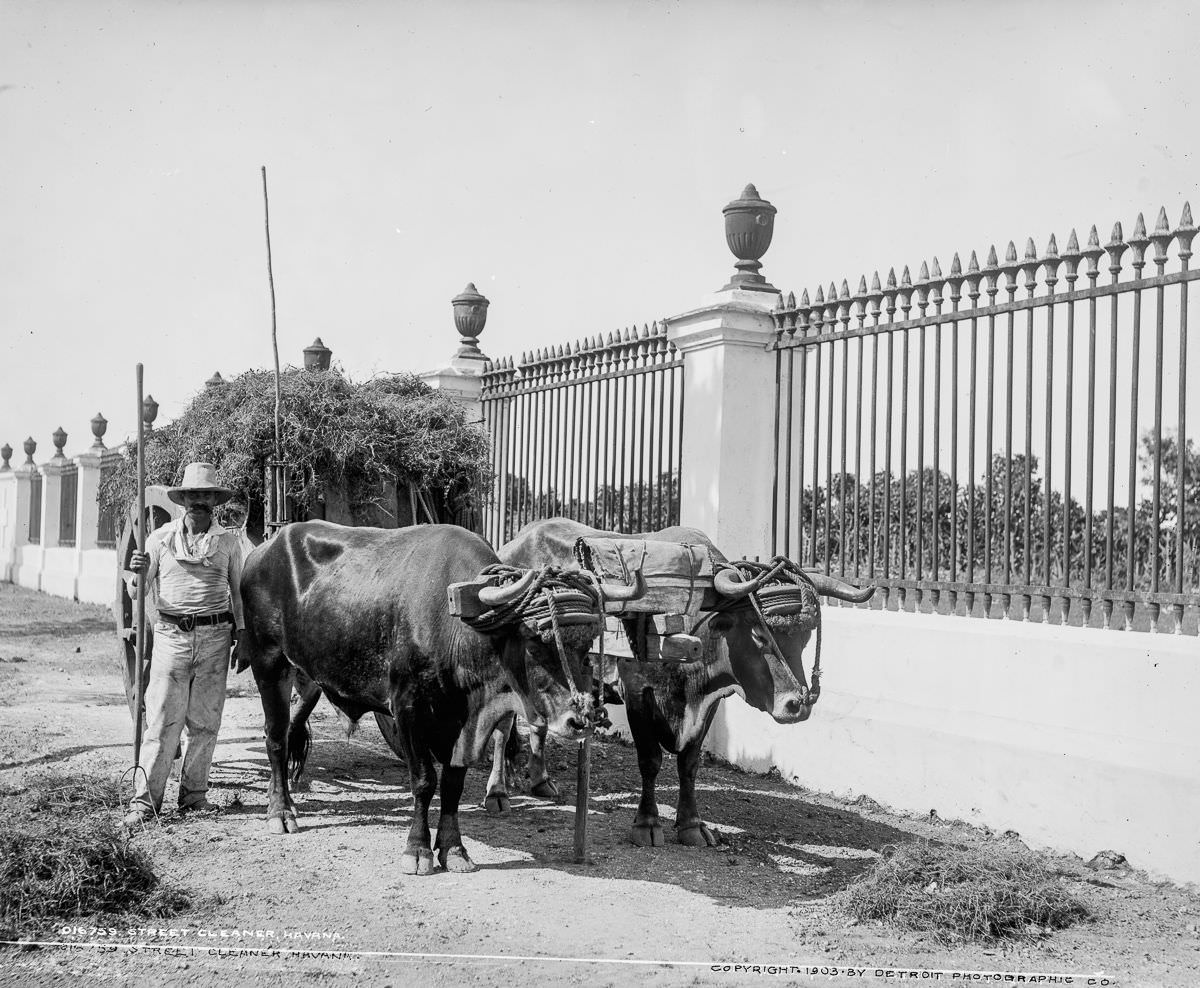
[574,735,591,863]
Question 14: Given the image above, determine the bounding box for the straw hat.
[167,462,234,506]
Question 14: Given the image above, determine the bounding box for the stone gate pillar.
[665,185,782,560]
[418,282,490,424]
[416,284,490,528]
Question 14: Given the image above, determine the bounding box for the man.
[124,461,244,828]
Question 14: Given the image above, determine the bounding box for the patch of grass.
[845,839,1094,943]
[0,773,189,939]
[24,773,124,814]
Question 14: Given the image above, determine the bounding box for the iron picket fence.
[770,203,1197,634]
[28,471,42,544]
[59,465,78,547]
[479,322,683,547]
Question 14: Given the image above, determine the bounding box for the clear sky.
[2,0,1197,457]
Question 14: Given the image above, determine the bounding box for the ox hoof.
[530,779,560,801]
[266,813,299,835]
[483,792,511,814]
[400,848,436,876]
[438,847,477,874]
[630,822,664,847]
[676,824,717,848]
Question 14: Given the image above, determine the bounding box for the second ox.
[488,517,874,848]
[238,521,640,875]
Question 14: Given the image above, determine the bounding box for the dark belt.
[157,611,234,632]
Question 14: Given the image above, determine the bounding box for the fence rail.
[770,203,1197,634]
[479,322,683,547]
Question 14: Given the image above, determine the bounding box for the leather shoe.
[123,808,152,830]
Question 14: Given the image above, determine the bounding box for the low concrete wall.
[702,606,1199,886]
[7,545,116,606]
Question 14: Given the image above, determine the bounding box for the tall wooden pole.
[133,363,147,769]
[262,165,284,530]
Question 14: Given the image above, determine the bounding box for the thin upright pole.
[133,363,147,770]
[262,166,283,529]
[574,736,591,863]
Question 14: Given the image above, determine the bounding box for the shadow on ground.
[218,715,914,910]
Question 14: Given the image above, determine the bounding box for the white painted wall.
[700,606,1200,886]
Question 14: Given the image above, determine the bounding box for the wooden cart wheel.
[114,486,182,721]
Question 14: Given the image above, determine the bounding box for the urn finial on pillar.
[451,284,489,360]
[90,413,108,449]
[721,183,778,292]
[303,338,332,372]
[52,427,68,459]
[142,395,159,431]
[23,437,37,464]
[1,443,11,471]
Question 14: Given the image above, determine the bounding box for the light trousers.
[130,621,231,813]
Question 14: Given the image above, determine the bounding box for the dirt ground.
[1,582,1198,988]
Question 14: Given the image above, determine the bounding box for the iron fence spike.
[828,281,838,300]
[950,253,962,276]
[931,256,943,279]
[801,287,811,305]
[1132,213,1148,240]
[1024,237,1037,260]
[786,290,796,307]
[1065,229,1080,254]
[857,274,868,294]
[918,260,930,281]
[1108,221,1124,245]
[1087,225,1101,247]
[814,285,825,304]
[1154,206,1171,234]
[886,267,897,288]
[870,270,882,292]
[1005,241,1018,263]
[968,250,980,272]
[900,265,912,287]
[1046,233,1059,257]
[985,245,999,268]
[840,279,850,298]
[1180,201,1194,229]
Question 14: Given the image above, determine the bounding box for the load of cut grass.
[0,773,189,939]
[845,839,1093,943]
[24,773,123,814]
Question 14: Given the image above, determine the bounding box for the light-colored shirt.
[142,518,245,629]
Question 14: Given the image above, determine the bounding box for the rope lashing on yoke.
[461,564,608,725]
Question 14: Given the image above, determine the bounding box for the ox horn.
[598,567,647,603]
[478,569,540,608]
[804,571,876,604]
[712,558,788,600]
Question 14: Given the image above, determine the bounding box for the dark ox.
[239,521,631,875]
[488,517,873,848]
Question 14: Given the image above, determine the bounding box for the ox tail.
[287,715,312,784]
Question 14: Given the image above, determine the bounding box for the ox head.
[470,565,646,741]
[704,558,874,724]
